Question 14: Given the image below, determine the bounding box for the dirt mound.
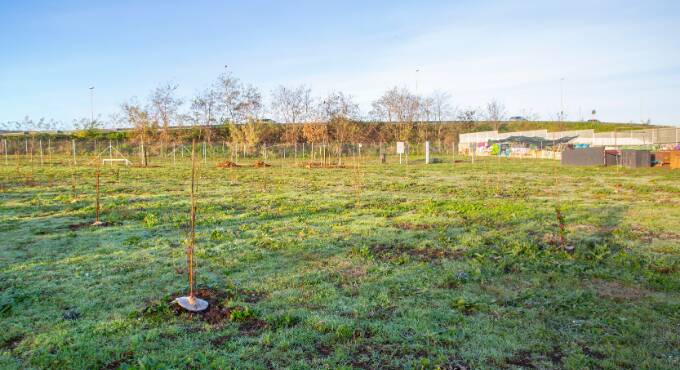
[253,161,271,168]
[136,286,268,331]
[216,161,241,168]
[169,287,231,325]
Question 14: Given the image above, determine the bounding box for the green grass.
[498,120,658,133]
[1,154,680,369]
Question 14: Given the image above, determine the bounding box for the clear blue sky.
[1,0,679,127]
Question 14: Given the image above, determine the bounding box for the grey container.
[621,150,651,168]
[561,147,605,166]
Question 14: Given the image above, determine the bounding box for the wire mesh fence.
[0,138,473,168]
[2,126,678,167]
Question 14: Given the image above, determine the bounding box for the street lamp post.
[559,78,564,122]
[89,86,95,126]
[415,69,420,94]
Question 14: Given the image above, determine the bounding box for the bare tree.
[211,71,265,124]
[121,100,155,166]
[149,82,183,153]
[320,91,360,165]
[430,90,452,146]
[318,91,360,121]
[73,117,103,130]
[20,116,35,131]
[485,99,507,131]
[190,87,220,142]
[456,108,479,132]
[518,108,540,121]
[418,96,435,122]
[271,85,313,124]
[237,84,263,121]
[371,87,419,142]
[215,71,241,123]
[431,90,452,122]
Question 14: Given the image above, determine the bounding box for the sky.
[1,0,679,128]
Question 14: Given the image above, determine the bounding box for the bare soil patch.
[394,222,435,230]
[68,221,113,231]
[631,225,680,243]
[590,279,649,302]
[504,350,536,369]
[315,343,333,357]
[209,335,233,347]
[370,243,464,263]
[238,318,268,335]
[580,344,607,360]
[138,286,268,331]
[101,351,134,370]
[0,334,23,350]
[169,287,243,325]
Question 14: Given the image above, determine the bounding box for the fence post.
[425,141,430,164]
[72,139,77,165]
[39,139,44,165]
[3,139,7,165]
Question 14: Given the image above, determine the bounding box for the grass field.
[1,155,680,369]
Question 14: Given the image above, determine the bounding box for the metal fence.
[0,138,471,167]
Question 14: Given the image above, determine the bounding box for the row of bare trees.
[2,71,532,164]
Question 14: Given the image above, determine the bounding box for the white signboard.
[396,141,405,154]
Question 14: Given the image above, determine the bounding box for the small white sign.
[396,141,405,154]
